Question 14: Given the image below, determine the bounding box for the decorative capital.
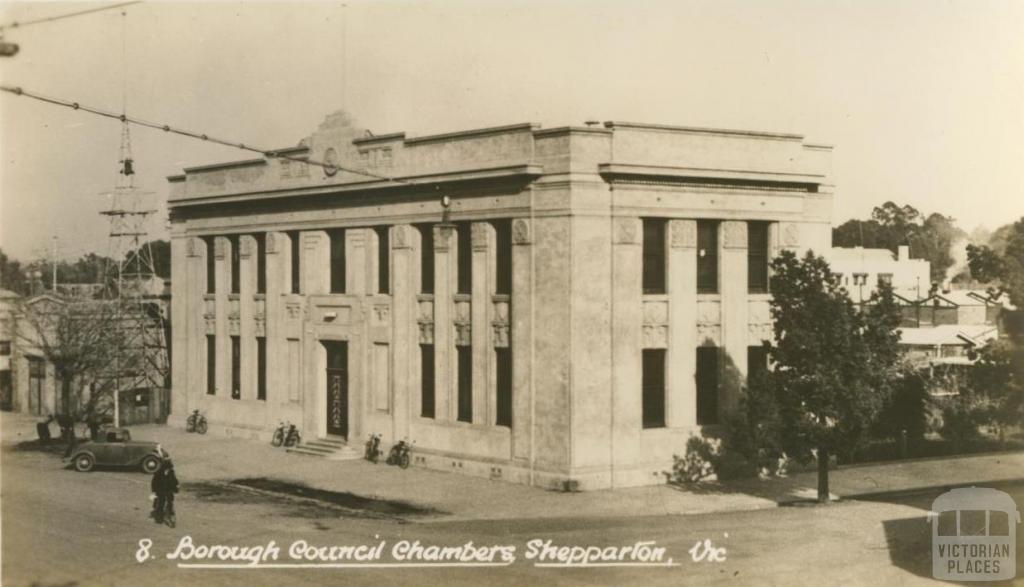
[722,221,748,249]
[471,222,492,251]
[613,217,641,245]
[187,237,202,258]
[238,235,254,258]
[391,225,412,250]
[265,232,281,254]
[433,224,454,252]
[512,218,531,245]
[213,237,227,260]
[669,219,697,249]
[780,222,800,247]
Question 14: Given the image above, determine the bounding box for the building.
[0,288,20,411]
[167,111,833,489]
[827,245,931,303]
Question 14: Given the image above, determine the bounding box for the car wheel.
[141,455,161,474]
[196,420,208,435]
[74,454,95,472]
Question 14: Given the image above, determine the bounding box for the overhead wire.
[0,1,143,33]
[0,84,410,185]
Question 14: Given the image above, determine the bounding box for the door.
[324,341,348,438]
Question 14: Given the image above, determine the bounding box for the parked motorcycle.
[364,433,382,463]
[386,438,413,469]
[185,410,208,434]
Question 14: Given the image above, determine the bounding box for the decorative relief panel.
[455,323,472,347]
[254,299,266,323]
[471,223,491,251]
[669,219,697,249]
[238,237,253,258]
[696,324,721,346]
[433,225,454,252]
[748,299,771,324]
[372,304,390,326]
[642,300,668,325]
[613,217,641,245]
[418,322,434,345]
[228,312,240,336]
[187,237,202,257]
[391,225,411,249]
[722,221,748,249]
[265,232,280,254]
[285,302,302,320]
[417,299,434,322]
[696,300,720,325]
[213,238,226,259]
[780,222,800,247]
[492,298,510,348]
[748,323,774,344]
[454,299,471,323]
[204,315,216,335]
[512,219,531,245]
[642,325,668,349]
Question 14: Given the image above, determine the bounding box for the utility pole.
[51,236,58,293]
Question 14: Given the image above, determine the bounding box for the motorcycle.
[386,438,413,469]
[364,433,382,463]
[185,409,208,434]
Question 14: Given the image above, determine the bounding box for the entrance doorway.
[323,341,348,438]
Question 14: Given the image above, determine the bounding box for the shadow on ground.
[184,477,444,523]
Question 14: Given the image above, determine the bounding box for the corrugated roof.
[898,324,998,346]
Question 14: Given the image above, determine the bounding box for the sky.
[1,0,1022,263]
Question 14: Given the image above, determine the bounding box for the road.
[2,441,1021,586]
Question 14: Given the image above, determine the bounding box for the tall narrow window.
[496,347,512,427]
[697,221,719,294]
[257,337,267,401]
[418,224,435,294]
[420,344,435,418]
[230,335,241,400]
[696,347,719,425]
[494,219,513,295]
[206,335,216,395]
[229,235,241,294]
[642,218,667,294]
[204,237,216,294]
[747,345,769,383]
[329,228,346,294]
[255,233,266,294]
[642,349,666,428]
[287,231,301,294]
[376,226,390,294]
[748,222,769,294]
[457,345,472,422]
[457,222,472,295]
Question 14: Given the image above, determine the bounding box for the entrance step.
[287,438,361,461]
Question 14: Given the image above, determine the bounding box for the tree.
[832,202,966,282]
[0,248,29,294]
[967,217,1024,311]
[19,297,124,420]
[762,250,903,502]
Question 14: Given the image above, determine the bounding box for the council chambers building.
[168,111,833,490]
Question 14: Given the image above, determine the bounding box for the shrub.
[672,436,719,483]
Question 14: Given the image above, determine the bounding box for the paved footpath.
[3,412,1022,522]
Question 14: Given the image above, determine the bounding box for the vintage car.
[70,428,165,473]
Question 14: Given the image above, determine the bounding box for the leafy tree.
[761,250,903,502]
[0,248,29,294]
[832,202,966,283]
[967,217,1024,311]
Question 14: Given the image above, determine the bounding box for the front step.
[287,437,362,461]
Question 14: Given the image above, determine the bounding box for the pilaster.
[214,236,230,397]
[390,224,419,440]
[345,229,368,296]
[510,218,532,461]
[303,231,330,296]
[470,222,496,425]
[611,217,643,464]
[432,224,455,421]
[720,220,748,412]
[667,219,697,428]
[239,234,257,400]
[265,231,286,408]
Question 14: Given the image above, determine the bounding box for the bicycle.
[364,433,382,463]
[271,420,289,447]
[386,439,414,469]
[272,421,301,447]
[185,409,208,434]
[151,494,176,528]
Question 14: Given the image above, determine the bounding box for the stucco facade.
[167,112,833,490]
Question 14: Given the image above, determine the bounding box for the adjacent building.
[167,111,833,489]
[827,245,931,303]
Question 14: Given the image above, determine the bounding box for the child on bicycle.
[150,456,179,524]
